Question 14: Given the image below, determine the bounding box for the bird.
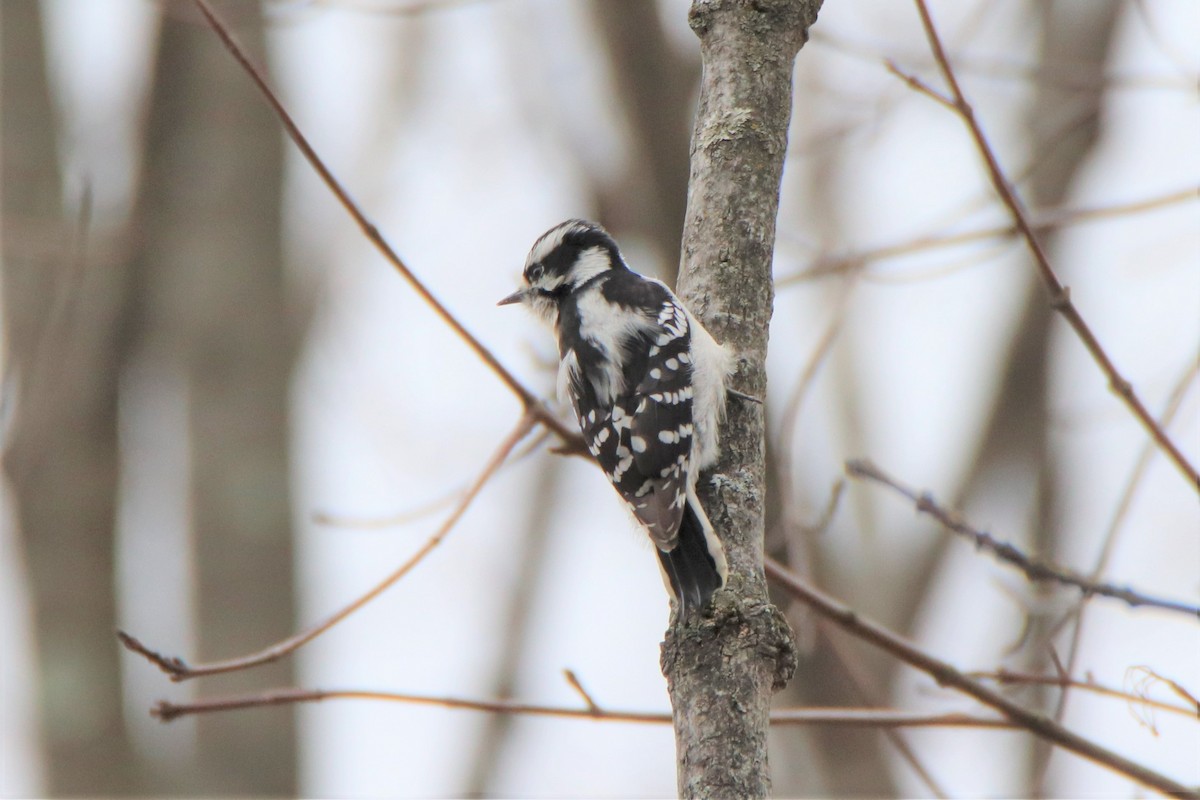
[499,219,735,616]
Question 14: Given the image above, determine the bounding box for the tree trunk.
[663,2,823,797]
[1,1,141,794]
[133,3,298,793]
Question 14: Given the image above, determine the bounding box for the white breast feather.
[575,284,656,405]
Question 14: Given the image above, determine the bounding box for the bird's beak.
[497,288,527,307]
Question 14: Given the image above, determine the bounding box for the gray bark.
[663,2,823,797]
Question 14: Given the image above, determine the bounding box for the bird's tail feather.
[656,495,726,617]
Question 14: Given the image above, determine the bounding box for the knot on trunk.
[660,590,797,692]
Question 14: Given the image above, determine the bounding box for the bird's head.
[498,219,625,322]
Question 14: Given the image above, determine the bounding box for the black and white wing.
[567,286,696,551]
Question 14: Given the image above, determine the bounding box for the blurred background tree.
[3,1,139,791]
[129,3,298,794]
[3,1,296,794]
[1,0,1195,797]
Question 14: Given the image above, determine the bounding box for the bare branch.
[776,274,856,502]
[1057,352,1200,706]
[846,459,1200,620]
[312,428,558,530]
[152,687,656,724]
[969,669,1199,720]
[884,59,956,110]
[148,685,1019,730]
[906,0,1199,492]
[135,0,593,693]
[779,185,1199,286]
[763,557,1199,799]
[817,623,949,798]
[1127,666,1199,715]
[563,669,600,713]
[120,412,536,681]
[812,28,1194,93]
[189,0,580,446]
[1084,353,1200,582]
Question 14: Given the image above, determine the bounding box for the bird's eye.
[527,262,545,283]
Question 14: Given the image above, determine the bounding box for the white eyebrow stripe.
[527,220,591,267]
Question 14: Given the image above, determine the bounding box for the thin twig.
[907,0,1199,492]
[777,274,857,544]
[762,557,1198,799]
[1056,352,1200,716]
[463,453,563,793]
[969,669,1199,720]
[783,84,1155,282]
[1086,353,1200,583]
[189,0,581,447]
[885,59,956,109]
[1128,666,1200,714]
[812,28,1194,93]
[818,622,950,798]
[563,669,600,713]
[148,685,1019,730]
[845,459,1200,620]
[313,427,557,530]
[801,477,845,539]
[777,185,1198,286]
[120,412,536,682]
